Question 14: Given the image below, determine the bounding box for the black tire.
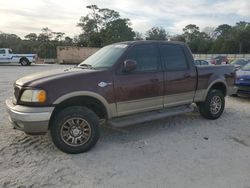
[198,89,225,120]
[50,106,100,154]
[231,94,238,97]
[20,58,30,66]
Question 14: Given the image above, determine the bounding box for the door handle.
[184,73,191,78]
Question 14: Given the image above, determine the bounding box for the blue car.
[235,62,250,95]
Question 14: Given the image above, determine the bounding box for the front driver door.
[114,43,164,116]
[0,49,8,63]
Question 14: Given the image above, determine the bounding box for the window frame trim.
[116,43,163,75]
[160,44,190,72]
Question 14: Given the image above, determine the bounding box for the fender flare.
[53,91,116,118]
[204,79,228,99]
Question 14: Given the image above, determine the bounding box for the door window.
[0,49,5,54]
[161,44,188,71]
[125,44,159,72]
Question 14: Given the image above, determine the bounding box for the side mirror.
[123,59,137,73]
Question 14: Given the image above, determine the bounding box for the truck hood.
[15,67,96,87]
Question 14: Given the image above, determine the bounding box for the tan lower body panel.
[116,96,163,116]
[115,92,196,117]
[193,89,206,102]
[164,91,195,108]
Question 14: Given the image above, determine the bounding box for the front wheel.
[198,89,225,120]
[50,106,100,154]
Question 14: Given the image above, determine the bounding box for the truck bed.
[193,64,236,103]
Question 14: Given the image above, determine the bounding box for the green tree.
[64,36,73,45]
[99,8,120,27]
[203,27,216,39]
[214,24,232,38]
[0,32,22,52]
[211,22,250,53]
[100,19,135,46]
[53,32,65,42]
[210,24,233,53]
[24,33,38,41]
[181,24,213,53]
[146,27,167,40]
[77,5,102,46]
[233,22,250,53]
[77,5,135,47]
[183,24,200,42]
[38,27,53,42]
[134,32,144,40]
[170,34,185,42]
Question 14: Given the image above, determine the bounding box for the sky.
[0,0,250,38]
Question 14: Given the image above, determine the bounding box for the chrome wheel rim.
[21,60,27,65]
[60,118,91,147]
[210,96,222,115]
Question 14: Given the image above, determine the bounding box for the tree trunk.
[239,42,242,54]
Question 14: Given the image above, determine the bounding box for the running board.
[108,105,194,128]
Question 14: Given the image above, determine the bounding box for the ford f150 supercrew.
[0,48,37,65]
[6,41,237,154]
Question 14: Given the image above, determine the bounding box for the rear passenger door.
[160,44,196,107]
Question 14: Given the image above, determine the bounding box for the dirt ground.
[0,64,250,188]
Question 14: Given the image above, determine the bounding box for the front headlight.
[20,89,47,103]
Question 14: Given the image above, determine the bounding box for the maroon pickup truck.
[6,41,237,154]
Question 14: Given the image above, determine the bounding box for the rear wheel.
[20,58,30,66]
[198,89,225,119]
[50,106,100,154]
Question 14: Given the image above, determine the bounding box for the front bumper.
[236,85,250,95]
[6,98,54,134]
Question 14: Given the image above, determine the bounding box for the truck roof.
[117,40,186,46]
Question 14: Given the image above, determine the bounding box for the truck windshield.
[78,44,128,69]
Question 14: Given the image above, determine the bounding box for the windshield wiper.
[78,64,94,69]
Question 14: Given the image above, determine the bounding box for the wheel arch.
[19,57,29,63]
[195,80,228,103]
[51,91,115,121]
[206,80,227,96]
